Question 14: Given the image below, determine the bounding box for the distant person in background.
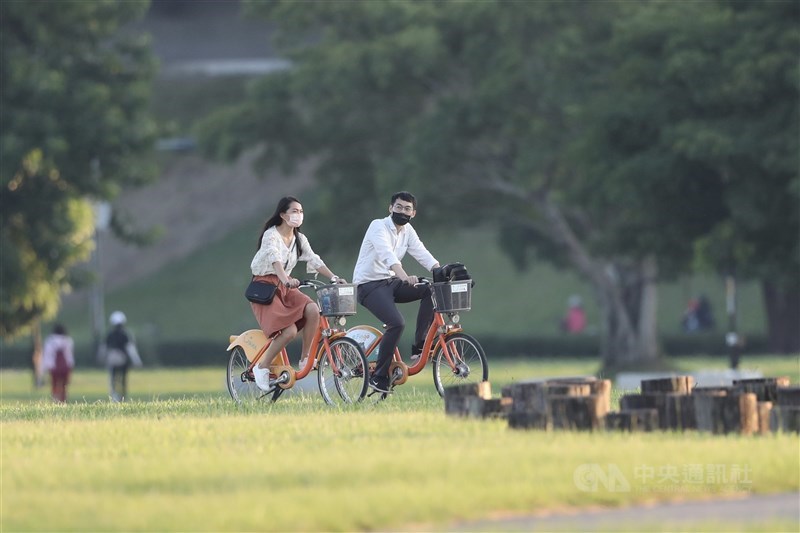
[102,311,142,402]
[681,298,700,332]
[681,295,715,332]
[696,294,715,330]
[41,324,74,403]
[561,295,587,334]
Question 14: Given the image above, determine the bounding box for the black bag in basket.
[245,280,278,305]
[432,262,474,286]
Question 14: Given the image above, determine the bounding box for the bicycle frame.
[227,313,350,388]
[351,311,464,384]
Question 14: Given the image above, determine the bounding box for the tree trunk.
[532,192,661,369]
[762,280,800,353]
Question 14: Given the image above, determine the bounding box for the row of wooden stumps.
[443,376,800,435]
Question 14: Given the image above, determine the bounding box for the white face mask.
[286,213,304,227]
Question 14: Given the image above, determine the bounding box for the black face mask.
[391,212,411,226]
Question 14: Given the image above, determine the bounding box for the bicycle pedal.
[271,387,285,402]
[367,389,391,399]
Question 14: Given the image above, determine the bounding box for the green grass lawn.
[2,358,798,532]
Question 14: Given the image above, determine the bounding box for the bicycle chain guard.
[269,364,296,389]
[389,361,409,386]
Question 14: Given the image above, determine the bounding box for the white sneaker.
[298,357,308,369]
[253,365,271,391]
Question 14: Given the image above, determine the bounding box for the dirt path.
[442,492,799,532]
[78,151,313,294]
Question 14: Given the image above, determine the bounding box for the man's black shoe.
[369,376,392,394]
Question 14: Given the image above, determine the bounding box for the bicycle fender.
[227,329,267,362]
[345,325,382,353]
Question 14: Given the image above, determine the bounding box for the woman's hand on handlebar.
[283,277,300,289]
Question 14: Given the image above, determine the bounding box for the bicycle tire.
[431,332,489,398]
[317,337,369,405]
[227,346,268,403]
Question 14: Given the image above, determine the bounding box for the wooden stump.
[757,401,773,435]
[693,386,733,396]
[444,382,492,417]
[619,393,660,410]
[549,378,611,414]
[776,386,800,407]
[506,379,607,431]
[545,383,592,397]
[508,411,550,430]
[770,405,800,433]
[641,376,695,394]
[621,393,694,430]
[507,381,550,416]
[482,397,512,419]
[733,377,791,402]
[694,392,758,435]
[606,409,659,432]
[548,394,605,431]
[663,393,696,430]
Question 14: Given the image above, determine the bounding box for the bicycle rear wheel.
[431,332,489,397]
[318,337,369,405]
[227,346,267,403]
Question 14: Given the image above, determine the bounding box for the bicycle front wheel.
[318,337,369,405]
[431,332,489,397]
[227,346,266,403]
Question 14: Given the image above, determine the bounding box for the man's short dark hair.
[391,191,416,209]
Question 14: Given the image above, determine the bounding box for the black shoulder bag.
[245,238,296,305]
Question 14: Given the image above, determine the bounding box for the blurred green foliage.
[197,0,798,354]
[0,1,158,338]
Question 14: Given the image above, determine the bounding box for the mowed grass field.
[2,358,799,532]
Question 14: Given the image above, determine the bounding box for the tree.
[0,1,158,338]
[198,0,798,364]
[580,0,799,353]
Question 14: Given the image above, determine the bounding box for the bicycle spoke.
[432,333,488,397]
[227,346,265,403]
[318,337,368,405]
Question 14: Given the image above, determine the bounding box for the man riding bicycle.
[352,191,440,394]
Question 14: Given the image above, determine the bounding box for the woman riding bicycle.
[250,196,346,391]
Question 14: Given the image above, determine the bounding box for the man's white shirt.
[352,216,438,284]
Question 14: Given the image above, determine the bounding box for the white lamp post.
[90,200,112,351]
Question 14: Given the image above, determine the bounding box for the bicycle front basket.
[315,284,358,316]
[432,281,471,312]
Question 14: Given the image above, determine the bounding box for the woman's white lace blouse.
[250,226,325,276]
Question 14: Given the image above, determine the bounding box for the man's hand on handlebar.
[403,275,419,285]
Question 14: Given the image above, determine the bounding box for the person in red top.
[41,323,75,402]
[562,295,587,334]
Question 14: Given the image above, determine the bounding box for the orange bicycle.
[226,280,369,405]
[346,278,488,397]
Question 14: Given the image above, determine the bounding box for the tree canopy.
[0,0,157,338]
[198,0,799,356]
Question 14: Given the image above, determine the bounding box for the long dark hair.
[256,196,303,257]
